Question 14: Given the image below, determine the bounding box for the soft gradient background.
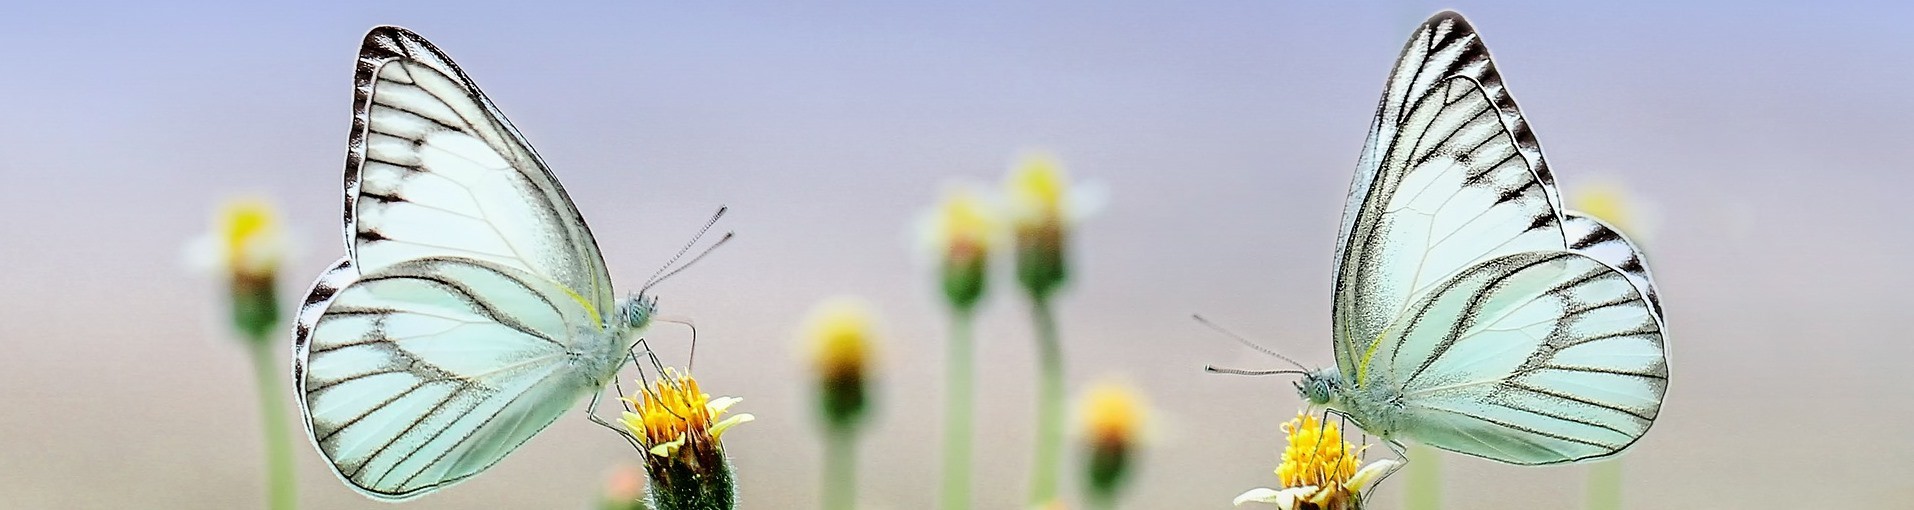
[2,1,1910,508]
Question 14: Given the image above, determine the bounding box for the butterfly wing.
[294,26,620,500]
[1563,212,1663,317]
[1363,251,1666,464]
[1331,12,1566,372]
[294,256,598,499]
[347,26,614,320]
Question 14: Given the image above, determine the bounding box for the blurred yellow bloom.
[931,185,997,260]
[1080,380,1147,504]
[925,185,997,310]
[216,196,289,279]
[1234,412,1399,510]
[191,195,291,342]
[621,369,753,459]
[1005,151,1079,299]
[805,297,879,431]
[1008,152,1068,227]
[1082,380,1145,452]
[1568,180,1652,240]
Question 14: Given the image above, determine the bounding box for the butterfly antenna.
[1193,314,1310,371]
[642,232,733,296]
[643,206,728,290]
[1203,365,1309,377]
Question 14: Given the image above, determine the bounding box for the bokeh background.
[3,1,1910,508]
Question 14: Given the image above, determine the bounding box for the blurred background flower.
[919,183,998,510]
[1568,179,1657,243]
[1002,151,1098,505]
[188,195,297,510]
[1078,380,1147,510]
[804,297,881,510]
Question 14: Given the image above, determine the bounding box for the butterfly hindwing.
[296,256,596,499]
[1363,250,1666,465]
[1563,211,1663,318]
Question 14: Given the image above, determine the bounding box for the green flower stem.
[1404,443,1440,510]
[247,339,298,510]
[1028,298,1064,505]
[1587,460,1622,510]
[940,313,976,510]
[823,428,857,510]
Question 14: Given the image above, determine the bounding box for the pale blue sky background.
[1,1,1910,508]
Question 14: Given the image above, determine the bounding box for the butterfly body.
[1300,11,1669,467]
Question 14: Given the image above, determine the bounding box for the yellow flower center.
[217,197,284,276]
[1008,152,1067,229]
[806,299,876,380]
[935,187,995,259]
[1276,412,1363,489]
[621,369,748,455]
[1569,181,1634,234]
[1083,381,1143,447]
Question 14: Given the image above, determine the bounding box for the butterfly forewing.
[1332,71,1566,371]
[348,26,615,318]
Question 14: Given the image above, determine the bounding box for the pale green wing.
[346,26,614,320]
[293,256,596,500]
[1332,12,1566,372]
[295,26,620,500]
[1365,251,1666,465]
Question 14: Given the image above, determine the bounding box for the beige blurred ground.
[1,1,1911,509]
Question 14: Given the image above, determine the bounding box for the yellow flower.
[215,196,289,279]
[804,297,879,432]
[619,369,750,510]
[1008,152,1068,229]
[1004,151,1080,299]
[923,184,997,310]
[190,195,291,342]
[1234,412,1400,510]
[1080,380,1147,503]
[621,369,753,459]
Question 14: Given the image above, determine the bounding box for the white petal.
[708,396,742,413]
[1347,459,1403,491]
[1233,486,1316,508]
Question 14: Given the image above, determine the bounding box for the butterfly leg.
[585,389,644,452]
[1360,438,1411,502]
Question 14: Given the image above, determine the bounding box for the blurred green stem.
[248,340,297,510]
[1587,460,1622,510]
[1404,443,1439,510]
[941,314,976,510]
[1028,298,1063,505]
[824,428,856,510]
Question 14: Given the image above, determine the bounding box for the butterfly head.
[1297,368,1340,407]
[618,293,660,330]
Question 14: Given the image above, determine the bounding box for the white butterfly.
[1296,11,1669,466]
[293,27,671,500]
